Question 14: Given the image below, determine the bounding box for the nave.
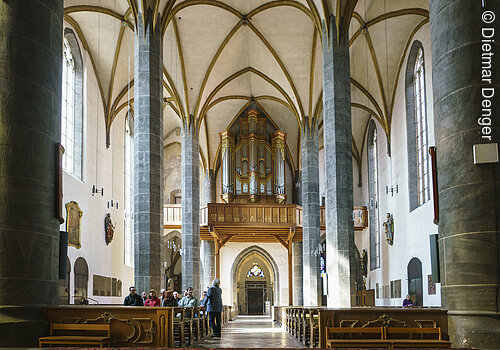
[195,316,302,349]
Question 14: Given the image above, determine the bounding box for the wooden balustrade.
[274,306,449,348]
[164,204,368,231]
[164,204,182,229]
[42,305,234,348]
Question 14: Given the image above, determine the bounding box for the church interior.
[0,0,499,348]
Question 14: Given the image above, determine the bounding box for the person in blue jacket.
[207,278,223,338]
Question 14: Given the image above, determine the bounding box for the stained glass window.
[246,263,265,278]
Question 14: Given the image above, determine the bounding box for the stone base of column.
[0,306,49,347]
[448,314,500,348]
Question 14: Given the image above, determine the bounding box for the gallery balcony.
[164,203,368,243]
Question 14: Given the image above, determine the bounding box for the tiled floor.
[194,315,303,348]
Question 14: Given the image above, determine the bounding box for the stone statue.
[105,213,115,245]
[384,213,394,245]
[362,249,368,277]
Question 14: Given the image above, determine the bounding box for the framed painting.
[66,201,83,248]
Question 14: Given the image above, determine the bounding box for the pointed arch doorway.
[231,246,279,315]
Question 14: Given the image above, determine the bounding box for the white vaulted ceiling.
[63,0,429,173]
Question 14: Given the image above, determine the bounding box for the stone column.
[301,117,321,306]
[201,169,215,290]
[322,15,355,307]
[181,115,201,294]
[134,12,164,294]
[429,0,500,347]
[202,169,215,206]
[202,240,215,290]
[293,241,304,305]
[0,0,62,346]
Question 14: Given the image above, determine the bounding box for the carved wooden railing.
[200,203,300,227]
[164,203,368,230]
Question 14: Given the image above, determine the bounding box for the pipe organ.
[220,108,287,204]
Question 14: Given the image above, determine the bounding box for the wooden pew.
[39,323,110,348]
[325,326,390,348]
[173,307,186,347]
[385,327,451,348]
[42,306,175,347]
[317,307,450,348]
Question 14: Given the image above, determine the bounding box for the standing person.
[123,286,143,306]
[403,294,414,307]
[207,278,223,338]
[144,290,161,306]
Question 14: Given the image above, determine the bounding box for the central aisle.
[195,315,303,348]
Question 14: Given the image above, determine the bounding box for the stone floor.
[194,315,303,348]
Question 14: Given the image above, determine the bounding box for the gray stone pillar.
[322,15,355,307]
[429,0,500,347]
[202,169,215,206]
[0,0,62,346]
[293,241,303,305]
[301,117,321,306]
[134,12,164,294]
[202,240,215,290]
[181,115,201,294]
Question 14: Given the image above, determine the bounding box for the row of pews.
[273,306,451,348]
[41,305,237,347]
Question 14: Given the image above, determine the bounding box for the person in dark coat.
[162,290,178,306]
[123,286,143,306]
[403,294,414,307]
[207,278,223,338]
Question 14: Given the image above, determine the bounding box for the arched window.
[74,257,88,304]
[246,263,265,278]
[407,257,423,306]
[61,29,83,179]
[124,111,134,267]
[406,41,430,211]
[58,257,71,305]
[367,120,380,270]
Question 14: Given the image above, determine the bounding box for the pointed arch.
[230,245,281,306]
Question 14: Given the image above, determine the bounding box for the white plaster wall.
[357,24,441,307]
[61,22,133,305]
[219,242,289,306]
[315,24,440,307]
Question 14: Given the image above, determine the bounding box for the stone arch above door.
[230,245,280,307]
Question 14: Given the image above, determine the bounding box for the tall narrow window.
[414,49,430,206]
[61,37,75,174]
[406,41,430,211]
[124,112,134,267]
[61,29,83,179]
[74,257,89,304]
[367,121,380,270]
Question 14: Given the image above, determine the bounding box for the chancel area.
[0,0,499,348]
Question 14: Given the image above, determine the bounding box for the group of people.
[123,279,223,337]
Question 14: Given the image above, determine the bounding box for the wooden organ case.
[220,108,287,204]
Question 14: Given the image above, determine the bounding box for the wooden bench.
[39,323,110,348]
[325,327,391,348]
[386,327,451,348]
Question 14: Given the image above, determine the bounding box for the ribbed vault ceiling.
[63,0,429,173]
